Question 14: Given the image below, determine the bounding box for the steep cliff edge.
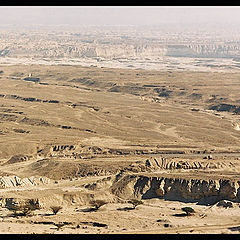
[0,175,51,189]
[111,173,240,205]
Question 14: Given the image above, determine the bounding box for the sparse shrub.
[216,200,233,208]
[164,223,170,228]
[128,199,143,209]
[50,206,63,215]
[89,200,107,210]
[6,199,40,216]
[181,207,195,216]
[55,222,65,231]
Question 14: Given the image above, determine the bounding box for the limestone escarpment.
[3,40,240,59]
[0,175,51,189]
[145,157,235,170]
[111,174,240,205]
[0,41,167,59]
[95,44,167,59]
[166,43,240,58]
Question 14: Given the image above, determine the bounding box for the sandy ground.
[0,63,239,234]
[0,197,239,234]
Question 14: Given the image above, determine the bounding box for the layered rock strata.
[111,174,240,204]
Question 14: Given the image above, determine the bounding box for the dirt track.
[0,64,240,234]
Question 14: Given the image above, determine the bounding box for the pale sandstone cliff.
[111,174,240,205]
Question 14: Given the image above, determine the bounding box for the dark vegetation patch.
[228,226,240,232]
[209,103,240,114]
[39,82,49,85]
[188,93,203,100]
[0,108,24,114]
[5,154,29,165]
[61,125,72,129]
[0,49,9,56]
[0,113,18,122]
[108,85,145,95]
[71,102,100,111]
[80,221,108,228]
[13,128,30,134]
[143,84,160,87]
[0,94,60,104]
[154,88,173,97]
[23,77,40,83]
[173,213,188,217]
[117,207,135,211]
[20,117,52,127]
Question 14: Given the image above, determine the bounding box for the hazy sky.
[0,6,240,28]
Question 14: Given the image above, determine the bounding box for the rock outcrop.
[5,154,30,165]
[145,157,234,170]
[111,174,240,205]
[0,175,51,189]
[1,198,40,210]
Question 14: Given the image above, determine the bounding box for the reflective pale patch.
[232,122,240,131]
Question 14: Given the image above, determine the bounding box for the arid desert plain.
[0,62,239,234]
[0,18,239,234]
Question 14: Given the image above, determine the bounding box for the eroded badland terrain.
[0,26,240,234]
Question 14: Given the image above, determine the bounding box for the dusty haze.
[0,6,240,30]
[0,5,240,235]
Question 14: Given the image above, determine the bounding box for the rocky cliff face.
[166,44,240,58]
[111,174,240,205]
[1,198,40,210]
[95,44,167,59]
[0,42,167,59]
[0,175,51,189]
[145,157,234,170]
[188,44,240,58]
[3,40,240,59]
